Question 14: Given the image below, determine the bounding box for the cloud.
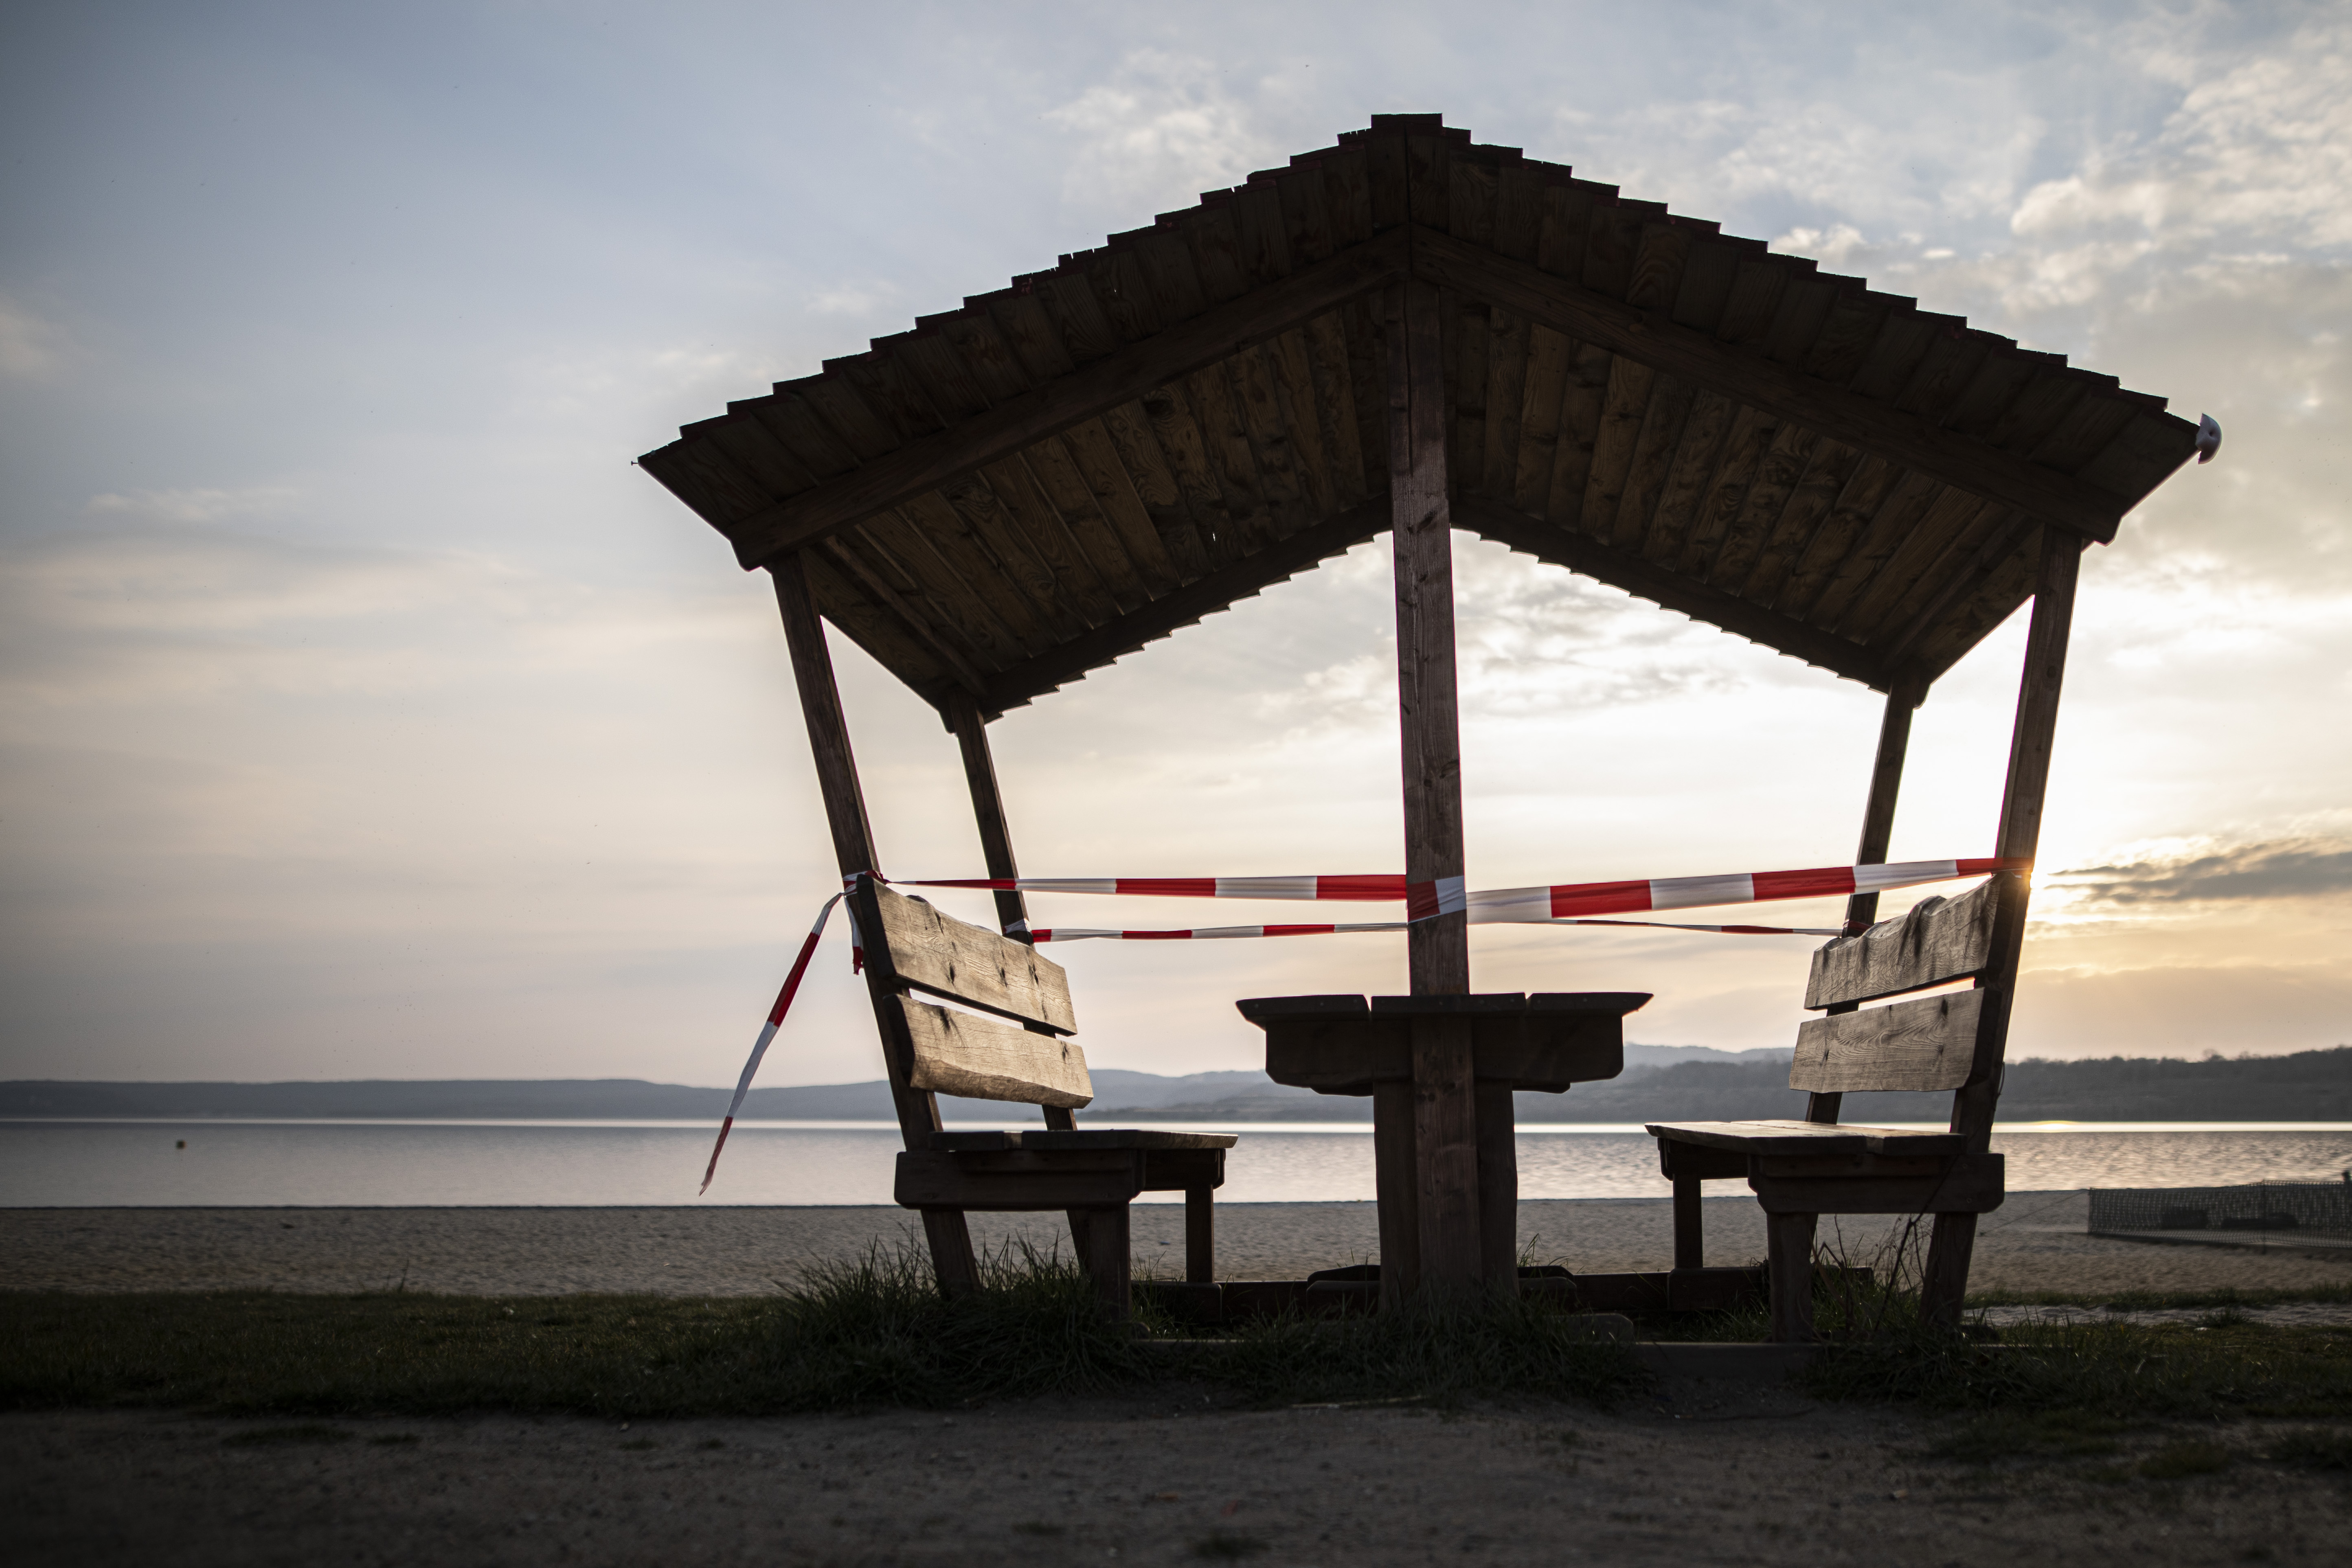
[1045,50,1280,215]
[83,487,298,525]
[0,294,77,380]
[2054,838,2352,904]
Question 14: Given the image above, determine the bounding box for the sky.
[2,0,2348,1092]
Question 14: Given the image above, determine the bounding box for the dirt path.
[9,1382,2348,1566]
[11,1194,2352,1298]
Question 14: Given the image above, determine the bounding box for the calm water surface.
[7,1120,2352,1207]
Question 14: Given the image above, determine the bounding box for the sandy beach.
[9,1192,2352,1300]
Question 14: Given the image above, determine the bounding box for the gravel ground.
[8,1193,2352,1302]
[9,1389,2351,1567]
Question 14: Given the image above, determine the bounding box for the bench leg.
[1064,1210,1093,1270]
[1766,1211,1818,1342]
[1076,1206,1130,1319]
[920,1209,980,1298]
[1475,1079,1520,1295]
[1920,1211,1978,1331]
[1184,1187,1214,1284]
[1672,1177,1705,1270]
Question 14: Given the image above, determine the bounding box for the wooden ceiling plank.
[704,232,1406,569]
[1852,496,2015,649]
[1183,362,1283,555]
[856,505,1039,663]
[939,474,1097,642]
[1128,224,1211,326]
[1669,235,1746,332]
[1342,295,1390,506]
[1095,397,1213,581]
[1772,452,1907,621]
[1716,256,1790,345]
[794,377,904,462]
[1846,311,1946,402]
[1479,307,1532,502]
[1225,344,1320,536]
[1454,495,1884,690]
[1264,327,1340,518]
[1492,161,1546,263]
[1182,202,1252,303]
[1232,181,1296,285]
[1030,271,1123,366]
[1448,156,1499,248]
[1406,129,1453,230]
[1707,422,1821,589]
[893,331,994,420]
[1670,403,1775,578]
[978,453,1132,621]
[1509,323,1573,515]
[801,544,951,702]
[932,312,1034,406]
[1799,294,1893,384]
[1056,419,1181,595]
[818,537,990,695]
[1906,531,2054,680]
[697,415,820,503]
[1802,470,1945,632]
[1542,339,1614,534]
[1065,248,1163,344]
[889,493,1055,655]
[1016,438,1157,612]
[1609,372,1700,555]
[750,393,862,479]
[2067,409,2200,502]
[1140,379,1245,571]
[1736,438,1865,606]
[1448,292,1493,496]
[1409,229,2135,542]
[1318,145,1374,247]
[1277,161,1337,265]
[980,498,1394,716]
[1579,354,1659,542]
[985,291,1079,383]
[1762,274,1841,369]
[1876,512,2040,669]
[1301,309,1371,509]
[1626,221,1695,312]
[1639,386,1740,565]
[1828,484,1991,641]
[639,436,772,529]
[836,353,949,442]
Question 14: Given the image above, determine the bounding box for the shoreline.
[10,1193,2352,1298]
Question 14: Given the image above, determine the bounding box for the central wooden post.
[1384,276,1486,1303]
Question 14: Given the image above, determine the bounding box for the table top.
[1239,991,1648,1095]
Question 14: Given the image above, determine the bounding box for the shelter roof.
[641,115,2200,717]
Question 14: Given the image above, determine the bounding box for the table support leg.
[1475,1079,1519,1294]
[1373,1079,1420,1309]
[1412,1015,1483,1300]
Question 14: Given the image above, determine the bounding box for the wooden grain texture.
[1766,1211,1817,1342]
[871,880,1077,1032]
[1476,1078,1520,1292]
[893,1150,1141,1211]
[1373,1078,1419,1308]
[1409,228,2139,543]
[1388,279,1470,995]
[1753,1153,2006,1216]
[713,232,1407,568]
[1806,879,1998,1008]
[900,997,1093,1108]
[1791,988,1985,1094]
[1646,1119,1966,1157]
[1412,1013,1483,1293]
[1452,496,1888,689]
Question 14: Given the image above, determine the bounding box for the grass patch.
[2267,1427,2352,1470]
[1190,1530,1267,1559]
[1806,1313,2352,1421]
[2138,1438,2234,1479]
[1931,1410,2129,1462]
[1967,1283,2352,1312]
[0,1240,1641,1418]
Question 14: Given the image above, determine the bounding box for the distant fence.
[2090,1182,2352,1243]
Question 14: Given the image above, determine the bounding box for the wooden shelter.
[642,115,2205,1317]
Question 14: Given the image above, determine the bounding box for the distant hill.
[8,1046,2350,1124]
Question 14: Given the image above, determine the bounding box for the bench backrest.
[856,879,1094,1112]
[1789,879,1999,1097]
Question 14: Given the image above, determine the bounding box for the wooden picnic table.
[1238,991,1647,1308]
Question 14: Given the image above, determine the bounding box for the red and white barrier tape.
[698,891,845,1195]
[696,857,2021,1190]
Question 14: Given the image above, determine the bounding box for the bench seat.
[928,1130,1238,1152]
[1646,1120,1966,1157]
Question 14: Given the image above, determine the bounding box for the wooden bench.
[1647,879,2010,1341]
[851,875,1234,1318]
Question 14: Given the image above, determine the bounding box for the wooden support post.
[772,554,979,1296]
[1185,1186,1215,1285]
[1672,1178,1705,1270]
[1808,670,1931,1125]
[1766,1211,1819,1342]
[1474,1080,1520,1293]
[1372,1078,1419,1308]
[1076,1206,1132,1318]
[1921,530,2083,1327]
[1387,276,1481,1301]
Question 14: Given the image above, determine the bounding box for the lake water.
[8,1120,2352,1207]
